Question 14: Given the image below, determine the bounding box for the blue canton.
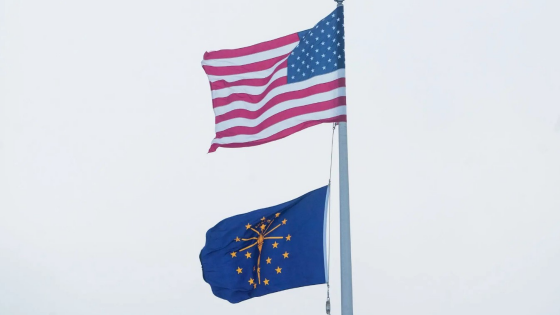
[287,6,345,83]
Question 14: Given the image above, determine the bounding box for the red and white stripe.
[202,33,347,152]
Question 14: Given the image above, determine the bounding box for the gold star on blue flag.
[200,186,329,303]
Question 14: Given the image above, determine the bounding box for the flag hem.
[323,184,330,283]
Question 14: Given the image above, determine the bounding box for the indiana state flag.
[200,186,329,303]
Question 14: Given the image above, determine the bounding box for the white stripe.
[215,87,345,132]
[211,106,347,145]
[211,68,288,99]
[214,69,345,116]
[202,42,298,67]
[206,57,288,83]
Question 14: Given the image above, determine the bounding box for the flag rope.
[326,122,337,314]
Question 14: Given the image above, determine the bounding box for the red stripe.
[203,54,289,76]
[208,115,347,153]
[215,97,346,138]
[209,62,287,90]
[203,33,299,60]
[212,76,287,108]
[215,78,346,120]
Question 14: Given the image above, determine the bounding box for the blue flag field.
[200,186,329,303]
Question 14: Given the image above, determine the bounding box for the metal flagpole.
[334,1,353,314]
[338,122,353,315]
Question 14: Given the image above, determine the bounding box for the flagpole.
[334,2,353,314]
[338,122,354,315]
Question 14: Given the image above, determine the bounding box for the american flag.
[202,6,346,153]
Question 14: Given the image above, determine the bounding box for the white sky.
[1,0,560,314]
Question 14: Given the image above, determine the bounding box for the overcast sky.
[2,0,560,314]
